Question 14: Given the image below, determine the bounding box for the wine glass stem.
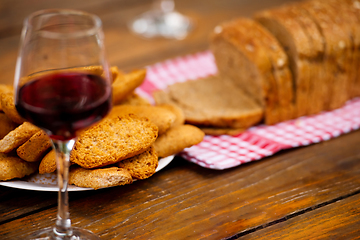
[52,139,76,238]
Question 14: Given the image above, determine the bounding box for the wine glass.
[129,0,193,39]
[14,9,112,239]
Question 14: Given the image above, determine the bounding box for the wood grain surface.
[1,0,359,239]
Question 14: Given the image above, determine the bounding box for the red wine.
[16,72,112,141]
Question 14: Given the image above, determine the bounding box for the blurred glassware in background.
[129,0,193,40]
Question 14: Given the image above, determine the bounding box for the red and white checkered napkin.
[137,51,360,170]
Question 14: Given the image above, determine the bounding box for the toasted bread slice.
[157,104,185,128]
[153,125,204,158]
[0,153,38,181]
[69,166,133,190]
[117,146,158,180]
[39,149,56,174]
[118,92,151,106]
[112,69,146,105]
[0,84,13,112]
[0,113,18,139]
[17,130,52,162]
[0,122,40,154]
[1,93,25,124]
[71,114,158,169]
[107,105,176,135]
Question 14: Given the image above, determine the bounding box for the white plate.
[0,155,174,192]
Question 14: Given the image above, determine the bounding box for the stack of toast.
[0,67,204,189]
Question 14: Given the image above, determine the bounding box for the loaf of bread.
[209,0,360,126]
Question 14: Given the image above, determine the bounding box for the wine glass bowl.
[16,69,112,141]
[130,0,193,40]
[14,9,111,239]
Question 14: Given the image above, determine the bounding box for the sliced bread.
[333,0,360,98]
[210,18,280,125]
[326,0,359,105]
[153,75,263,129]
[288,5,326,115]
[255,6,313,118]
[241,17,295,121]
[300,0,351,110]
[117,146,158,180]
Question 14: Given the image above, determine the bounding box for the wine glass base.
[130,10,193,39]
[27,227,100,240]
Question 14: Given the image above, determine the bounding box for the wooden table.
[1,0,360,239]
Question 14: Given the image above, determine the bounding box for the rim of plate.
[0,155,174,192]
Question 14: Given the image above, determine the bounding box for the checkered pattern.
[137,51,360,170]
[136,51,217,104]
